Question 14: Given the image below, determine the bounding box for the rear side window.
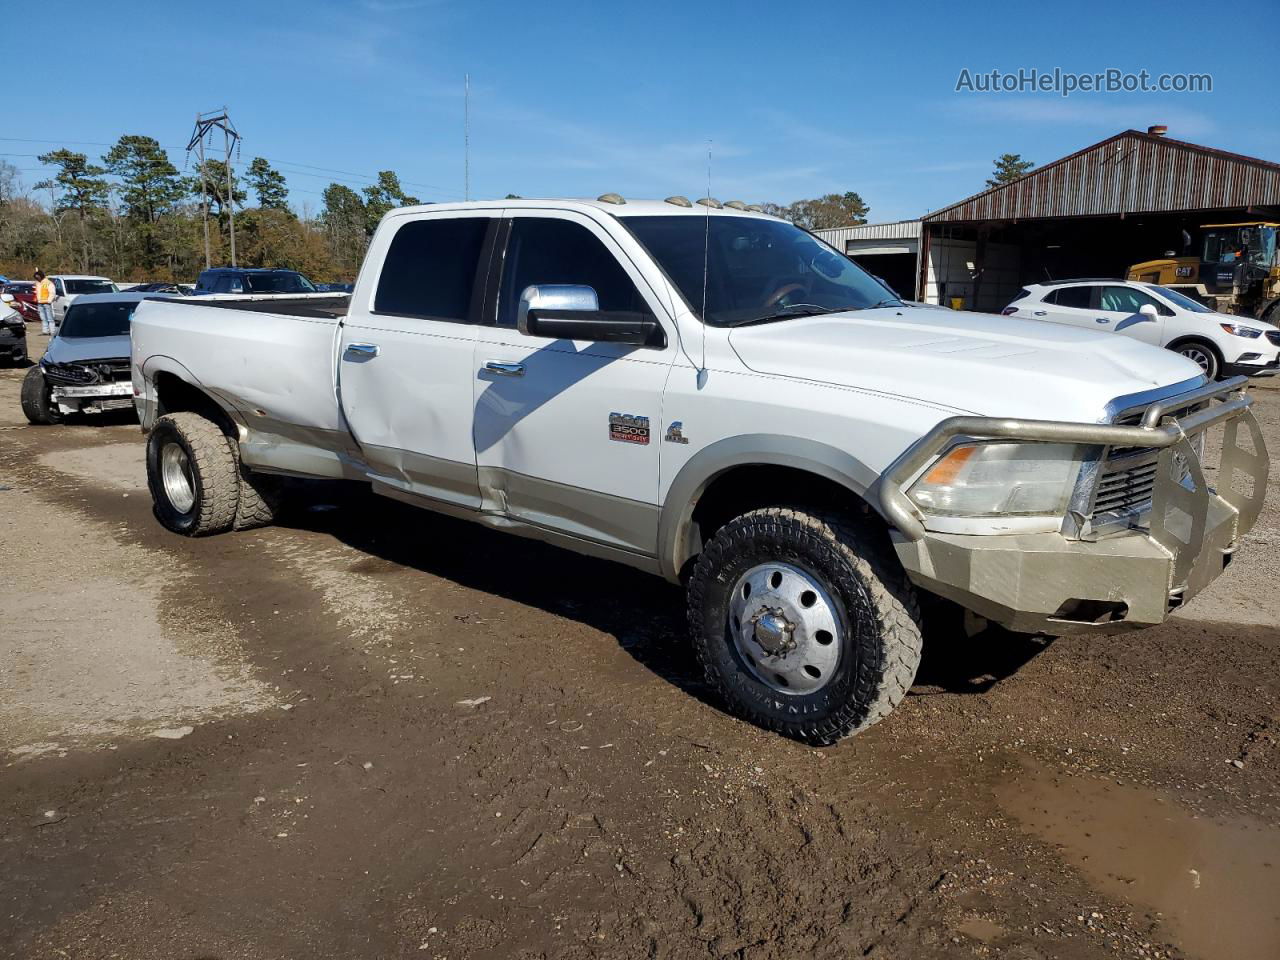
[1009,288,1032,302]
[497,217,646,327]
[1048,286,1093,309]
[375,217,490,322]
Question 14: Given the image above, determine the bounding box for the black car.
[193,267,319,295]
[0,298,28,365]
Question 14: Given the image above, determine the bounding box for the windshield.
[243,272,316,293]
[1152,285,1214,313]
[58,301,136,338]
[65,279,117,295]
[621,215,899,326]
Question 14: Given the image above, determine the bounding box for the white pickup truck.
[130,198,1269,743]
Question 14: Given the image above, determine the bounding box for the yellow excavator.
[1127,221,1280,324]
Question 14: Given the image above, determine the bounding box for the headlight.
[1220,322,1262,338]
[908,442,1084,518]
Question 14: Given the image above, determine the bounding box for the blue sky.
[8,0,1275,223]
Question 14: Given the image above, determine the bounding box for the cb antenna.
[698,139,711,385]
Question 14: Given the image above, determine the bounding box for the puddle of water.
[998,760,1280,960]
[956,916,1005,944]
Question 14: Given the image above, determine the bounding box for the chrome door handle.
[1095,317,1110,324]
[484,360,525,377]
[343,342,379,361]
[1032,310,1046,316]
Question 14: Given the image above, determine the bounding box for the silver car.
[21,292,175,424]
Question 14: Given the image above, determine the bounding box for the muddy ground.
[1,325,1277,960]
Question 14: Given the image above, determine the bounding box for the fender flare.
[656,433,881,582]
[141,355,246,433]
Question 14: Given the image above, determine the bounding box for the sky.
[8,0,1276,224]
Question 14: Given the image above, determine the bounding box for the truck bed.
[167,294,350,320]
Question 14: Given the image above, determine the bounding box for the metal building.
[815,220,921,297]
[819,128,1280,310]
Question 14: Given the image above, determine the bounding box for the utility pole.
[186,107,242,267]
[464,74,470,202]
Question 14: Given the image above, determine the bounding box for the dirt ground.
[1,324,1277,960]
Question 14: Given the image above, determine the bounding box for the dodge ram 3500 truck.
[131,198,1270,743]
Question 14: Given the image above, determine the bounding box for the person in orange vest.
[34,270,56,335]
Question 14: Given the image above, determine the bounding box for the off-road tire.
[687,507,923,745]
[20,366,62,425]
[146,412,239,536]
[233,461,284,531]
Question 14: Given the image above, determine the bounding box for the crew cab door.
[338,210,499,509]
[471,211,676,557]
[1095,285,1167,346]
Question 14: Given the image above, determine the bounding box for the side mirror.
[0,293,12,303]
[1139,304,1159,319]
[517,284,663,347]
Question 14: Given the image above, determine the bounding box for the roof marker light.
[696,197,722,209]
[724,200,747,210]
[597,193,626,205]
[664,195,693,208]
[746,204,765,213]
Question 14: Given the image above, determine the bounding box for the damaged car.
[21,292,173,425]
[0,292,27,365]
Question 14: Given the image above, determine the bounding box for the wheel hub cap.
[751,608,796,655]
[728,562,843,695]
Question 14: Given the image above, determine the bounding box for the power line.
[2,136,456,195]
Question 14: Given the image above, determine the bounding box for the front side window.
[497,218,646,327]
[1048,286,1093,309]
[1100,286,1163,314]
[375,217,490,322]
[622,215,896,327]
[57,301,136,338]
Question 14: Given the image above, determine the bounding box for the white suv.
[1002,279,1280,380]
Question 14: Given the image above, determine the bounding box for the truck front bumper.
[894,493,1240,634]
[879,378,1268,636]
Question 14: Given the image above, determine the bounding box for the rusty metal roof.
[922,130,1280,224]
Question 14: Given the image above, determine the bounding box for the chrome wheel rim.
[1179,345,1216,377]
[727,562,843,695]
[160,441,196,514]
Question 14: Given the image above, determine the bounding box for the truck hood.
[727,307,1204,422]
[44,334,130,364]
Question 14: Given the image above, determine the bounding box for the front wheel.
[146,412,240,536]
[687,507,923,744]
[20,366,62,425]
[1174,341,1221,380]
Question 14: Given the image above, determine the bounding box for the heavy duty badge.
[609,412,650,445]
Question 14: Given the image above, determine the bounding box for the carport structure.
[916,128,1280,312]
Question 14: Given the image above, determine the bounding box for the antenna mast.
[464,74,471,202]
[186,107,242,267]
